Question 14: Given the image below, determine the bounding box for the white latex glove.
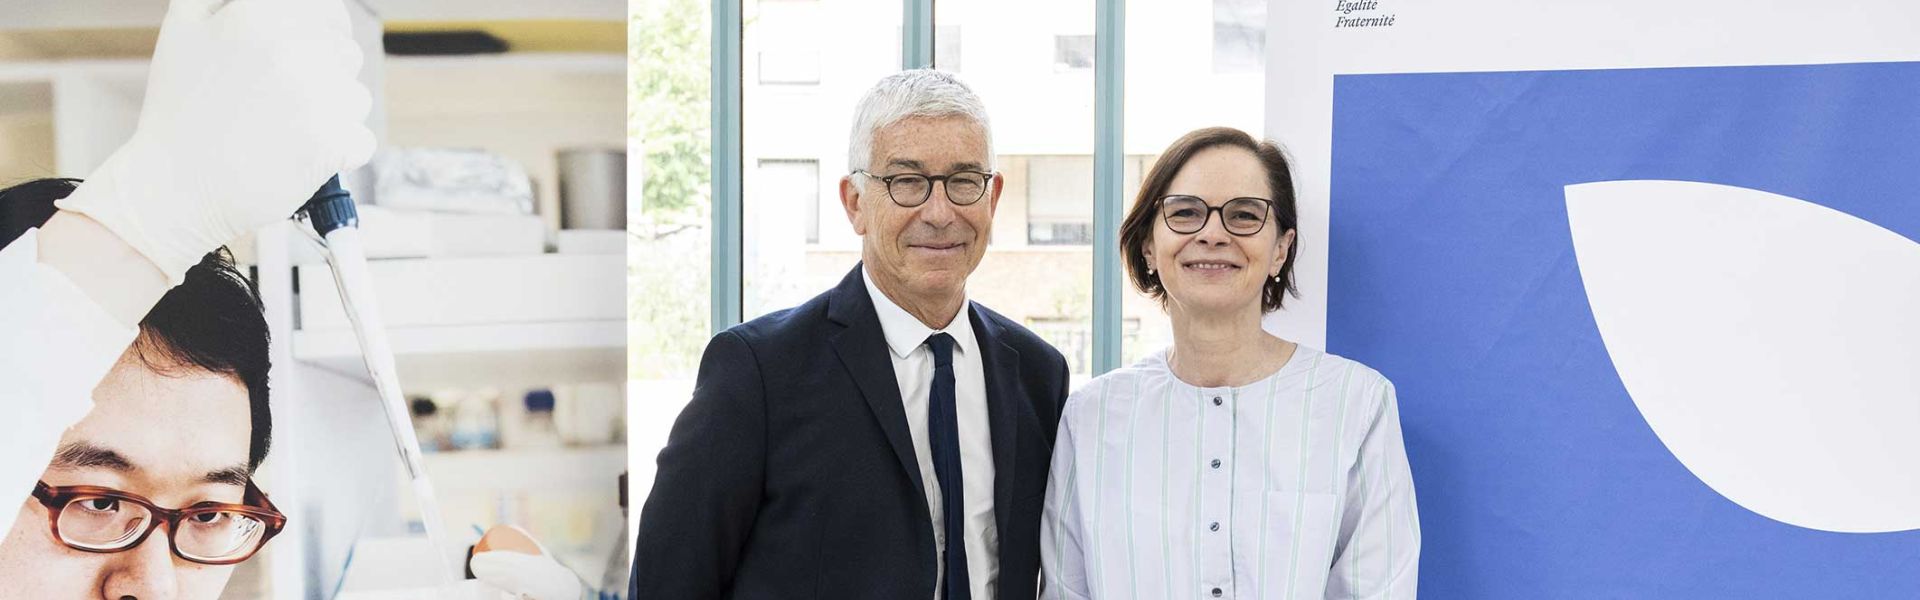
[57,0,375,285]
[469,550,588,600]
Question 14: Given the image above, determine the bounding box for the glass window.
[742,0,901,319]
[755,0,824,84]
[755,159,821,243]
[631,0,713,546]
[1028,317,1141,374]
[1122,0,1266,365]
[720,0,1264,394]
[937,25,963,72]
[1025,155,1092,245]
[1054,34,1095,70]
[1022,155,1144,246]
[1212,0,1265,74]
[759,48,824,84]
[632,0,713,381]
[937,0,1096,385]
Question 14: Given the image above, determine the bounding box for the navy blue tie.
[925,333,970,600]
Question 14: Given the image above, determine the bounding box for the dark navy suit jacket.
[632,265,1071,599]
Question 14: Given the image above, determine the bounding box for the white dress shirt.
[864,267,1000,599]
[1042,346,1420,600]
[0,228,140,538]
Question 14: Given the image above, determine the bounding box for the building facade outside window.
[756,159,821,243]
[756,0,824,83]
[1212,0,1265,74]
[1054,34,1095,70]
[937,25,963,71]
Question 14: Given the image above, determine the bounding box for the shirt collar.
[862,265,979,360]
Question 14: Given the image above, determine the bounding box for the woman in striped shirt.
[1041,127,1420,600]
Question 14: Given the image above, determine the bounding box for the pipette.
[298,176,458,586]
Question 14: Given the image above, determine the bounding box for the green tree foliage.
[628,229,709,378]
[632,0,710,221]
[630,0,712,379]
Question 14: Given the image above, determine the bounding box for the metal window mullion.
[711,0,744,333]
[1092,0,1124,374]
[904,0,935,68]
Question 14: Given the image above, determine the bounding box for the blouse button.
[1211,396,1223,406]
[1211,588,1223,598]
[1210,459,1222,469]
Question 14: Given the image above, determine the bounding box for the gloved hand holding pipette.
[56,0,376,286]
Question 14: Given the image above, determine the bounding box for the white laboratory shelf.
[295,254,624,329]
[290,251,625,390]
[0,59,144,82]
[292,319,624,391]
[0,59,146,177]
[420,445,627,493]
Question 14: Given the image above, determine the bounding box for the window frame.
[714,0,1135,374]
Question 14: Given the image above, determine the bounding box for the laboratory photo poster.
[0,0,630,598]
[1266,0,1920,597]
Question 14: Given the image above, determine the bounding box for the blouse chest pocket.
[1258,489,1339,600]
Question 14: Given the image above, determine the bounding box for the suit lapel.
[828,265,1041,554]
[971,305,1034,543]
[826,265,929,499]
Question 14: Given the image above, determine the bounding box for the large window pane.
[938,0,1096,385]
[1054,35,1095,70]
[742,0,901,319]
[629,0,711,548]
[755,0,824,84]
[936,25,963,72]
[1212,0,1266,74]
[1025,155,1092,245]
[1024,154,1145,246]
[1122,0,1267,365]
[754,159,823,243]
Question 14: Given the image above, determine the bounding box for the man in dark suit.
[632,69,1071,600]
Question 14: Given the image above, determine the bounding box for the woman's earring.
[1272,273,1280,283]
[1147,265,1155,275]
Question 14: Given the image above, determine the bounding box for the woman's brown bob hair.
[1119,126,1299,312]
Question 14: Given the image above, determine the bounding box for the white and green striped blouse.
[1041,345,1420,600]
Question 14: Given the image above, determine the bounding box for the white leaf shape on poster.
[1565,179,1920,533]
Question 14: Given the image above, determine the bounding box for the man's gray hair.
[847,69,994,178]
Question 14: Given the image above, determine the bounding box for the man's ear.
[840,175,867,235]
[986,171,1005,216]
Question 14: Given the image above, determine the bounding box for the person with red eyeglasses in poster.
[0,0,609,595]
[0,0,370,596]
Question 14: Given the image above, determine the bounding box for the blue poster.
[1326,62,1920,598]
